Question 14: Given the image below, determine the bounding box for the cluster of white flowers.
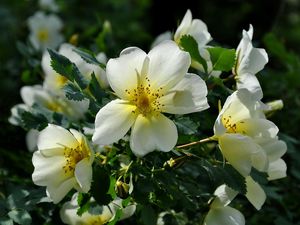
[10,8,287,225]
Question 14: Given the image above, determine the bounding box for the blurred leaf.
[180,35,208,73]
[140,205,157,225]
[73,48,106,69]
[77,193,91,216]
[20,110,48,131]
[88,72,106,104]
[90,166,112,205]
[0,217,14,225]
[48,49,88,89]
[174,116,199,135]
[250,168,268,185]
[63,83,86,101]
[207,47,236,72]
[8,209,32,225]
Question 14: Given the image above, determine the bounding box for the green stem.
[176,136,217,149]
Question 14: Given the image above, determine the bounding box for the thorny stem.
[176,136,217,149]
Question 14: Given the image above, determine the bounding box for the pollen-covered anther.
[62,144,89,174]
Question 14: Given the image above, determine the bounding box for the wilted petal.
[130,113,177,157]
[161,73,209,114]
[245,176,266,210]
[92,99,137,145]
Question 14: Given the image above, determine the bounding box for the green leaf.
[222,164,246,194]
[179,35,208,73]
[250,168,269,185]
[77,193,91,216]
[107,208,123,225]
[48,49,88,89]
[8,209,32,225]
[88,72,106,104]
[207,47,236,72]
[174,116,199,135]
[63,83,86,101]
[73,48,106,69]
[19,110,48,131]
[90,166,112,205]
[140,205,157,225]
[0,217,14,225]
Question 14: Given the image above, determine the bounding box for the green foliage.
[207,47,236,72]
[48,49,88,89]
[73,48,106,69]
[179,35,208,72]
[63,83,86,101]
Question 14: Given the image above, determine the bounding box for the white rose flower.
[213,89,287,209]
[20,85,89,120]
[233,25,268,100]
[174,9,220,76]
[60,193,136,225]
[92,41,209,157]
[27,11,63,51]
[204,185,245,225]
[42,43,108,95]
[32,124,94,203]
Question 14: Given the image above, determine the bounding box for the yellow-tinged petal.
[130,113,177,157]
[204,206,245,225]
[147,41,190,92]
[219,133,262,177]
[92,99,137,145]
[161,73,209,114]
[106,47,147,99]
[245,176,266,210]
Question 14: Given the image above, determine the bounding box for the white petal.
[212,185,238,208]
[219,133,261,177]
[236,73,263,100]
[268,158,287,180]
[147,41,190,91]
[234,118,278,140]
[240,48,268,75]
[37,124,79,150]
[151,31,172,48]
[130,113,177,157]
[32,151,68,186]
[47,177,76,203]
[245,176,266,210]
[21,85,52,106]
[204,206,245,225]
[92,99,137,145]
[75,158,93,193]
[26,129,39,152]
[106,47,147,99]
[174,9,192,43]
[262,140,287,161]
[188,19,212,47]
[161,73,209,114]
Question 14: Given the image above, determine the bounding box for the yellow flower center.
[37,29,49,42]
[46,101,64,113]
[56,73,68,88]
[125,77,164,117]
[222,115,246,135]
[84,215,110,225]
[63,141,91,174]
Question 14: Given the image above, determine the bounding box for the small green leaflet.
[48,49,88,89]
[180,35,208,73]
[207,47,236,72]
[63,83,86,101]
[73,48,106,69]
